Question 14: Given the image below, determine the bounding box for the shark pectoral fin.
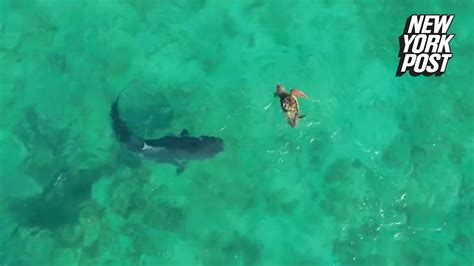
[298,114,306,119]
[175,161,188,175]
[180,129,189,137]
[176,165,186,175]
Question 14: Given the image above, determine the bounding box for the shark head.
[198,136,224,156]
[176,135,224,161]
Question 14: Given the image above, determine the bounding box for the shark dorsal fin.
[180,129,189,137]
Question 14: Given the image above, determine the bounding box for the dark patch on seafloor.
[7,88,175,230]
[8,167,110,230]
[6,106,136,230]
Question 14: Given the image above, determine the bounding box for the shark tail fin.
[110,89,133,143]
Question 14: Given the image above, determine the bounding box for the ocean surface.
[0,0,473,265]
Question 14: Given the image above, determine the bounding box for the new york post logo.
[396,14,455,77]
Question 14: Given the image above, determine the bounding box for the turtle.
[274,84,308,128]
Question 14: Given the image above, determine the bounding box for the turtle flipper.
[290,89,308,99]
[298,114,306,119]
[288,119,297,128]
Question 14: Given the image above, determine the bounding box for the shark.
[110,90,224,174]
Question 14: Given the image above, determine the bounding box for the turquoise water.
[1,0,473,265]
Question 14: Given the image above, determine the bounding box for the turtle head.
[276,85,286,95]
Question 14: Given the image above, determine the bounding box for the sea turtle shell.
[282,95,300,127]
[277,85,301,128]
